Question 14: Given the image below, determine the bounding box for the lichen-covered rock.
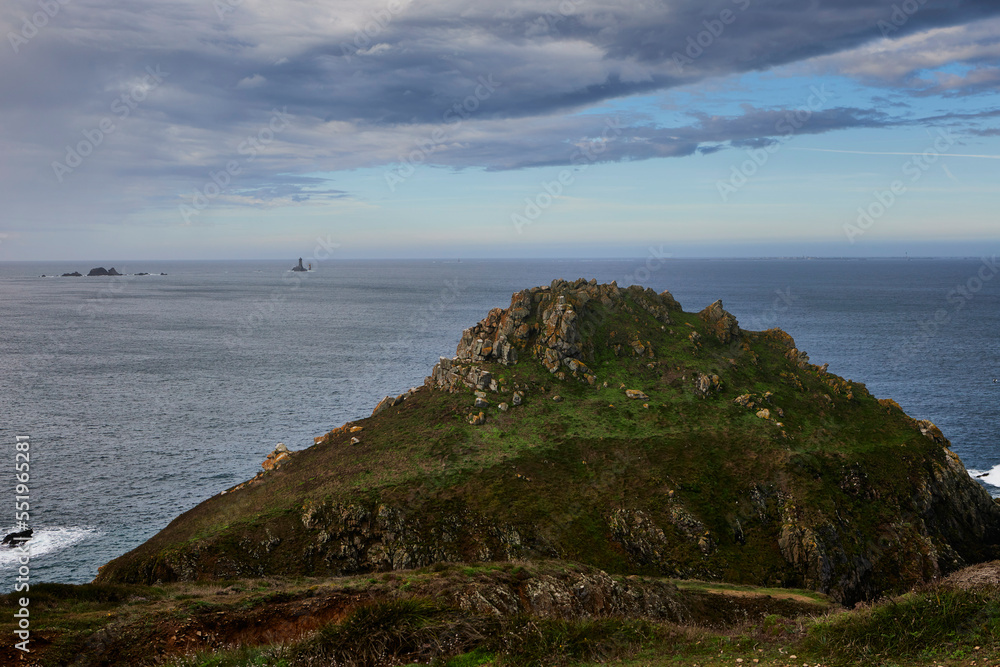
[699,300,740,344]
[693,373,721,397]
[371,389,418,417]
[426,279,682,390]
[261,443,291,471]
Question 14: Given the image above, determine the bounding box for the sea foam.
[0,526,98,568]
[969,464,1000,497]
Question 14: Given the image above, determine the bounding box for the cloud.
[804,16,1000,96]
[236,74,266,89]
[1,0,999,234]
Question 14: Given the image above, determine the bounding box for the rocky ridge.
[427,279,683,393]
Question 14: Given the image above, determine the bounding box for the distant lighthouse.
[291,257,307,272]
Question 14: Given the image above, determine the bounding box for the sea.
[1,257,999,588]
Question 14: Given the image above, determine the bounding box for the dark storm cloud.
[177,0,1000,126]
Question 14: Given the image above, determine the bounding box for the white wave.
[969,463,1000,493]
[0,526,98,567]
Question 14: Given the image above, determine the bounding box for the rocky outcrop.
[609,505,716,578]
[221,443,299,494]
[693,372,722,397]
[2,528,32,547]
[261,443,291,471]
[455,565,689,623]
[371,387,421,417]
[294,501,528,574]
[699,300,740,344]
[767,443,1000,604]
[87,267,122,276]
[426,279,682,391]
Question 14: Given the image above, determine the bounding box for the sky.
[1,0,999,260]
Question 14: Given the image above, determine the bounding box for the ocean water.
[1,257,998,587]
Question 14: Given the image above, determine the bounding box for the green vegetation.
[4,563,1000,666]
[805,586,1000,665]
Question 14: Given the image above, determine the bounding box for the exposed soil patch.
[939,559,1000,590]
[701,588,823,604]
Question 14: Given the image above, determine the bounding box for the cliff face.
[96,280,1000,604]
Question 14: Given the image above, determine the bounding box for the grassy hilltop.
[94,280,1000,604]
[8,279,1000,666]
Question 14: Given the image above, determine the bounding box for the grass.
[804,586,1000,665]
[674,579,832,605]
[11,565,1000,666]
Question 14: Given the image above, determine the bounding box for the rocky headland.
[94,279,1000,608]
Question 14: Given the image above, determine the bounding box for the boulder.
[698,300,740,344]
[261,443,291,471]
[2,528,32,547]
[693,373,722,397]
